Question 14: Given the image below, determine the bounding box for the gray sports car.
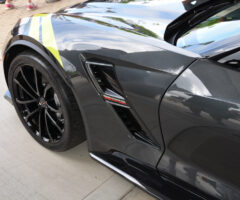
[2,0,240,199]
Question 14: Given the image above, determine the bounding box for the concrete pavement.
[0,0,156,199]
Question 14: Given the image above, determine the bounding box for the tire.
[8,50,86,151]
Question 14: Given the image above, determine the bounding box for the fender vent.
[85,61,128,107]
[85,60,154,146]
[113,105,155,146]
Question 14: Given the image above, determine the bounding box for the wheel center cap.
[39,98,47,108]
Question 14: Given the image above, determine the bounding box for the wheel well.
[4,45,33,85]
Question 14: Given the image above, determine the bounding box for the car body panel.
[159,59,240,199]
[57,0,188,40]
[47,14,197,167]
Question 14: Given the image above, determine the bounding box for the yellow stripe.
[34,13,48,17]
[29,16,40,41]
[41,15,63,68]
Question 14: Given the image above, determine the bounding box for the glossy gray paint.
[50,15,197,167]
[159,59,240,199]
[46,2,200,168]
[57,0,187,40]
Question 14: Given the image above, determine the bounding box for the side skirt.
[90,153,146,190]
[89,152,217,200]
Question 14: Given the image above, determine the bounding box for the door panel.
[158,59,240,199]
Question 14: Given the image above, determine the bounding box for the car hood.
[56,0,209,40]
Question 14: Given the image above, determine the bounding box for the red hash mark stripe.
[103,95,127,105]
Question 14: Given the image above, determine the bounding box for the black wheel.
[8,51,85,151]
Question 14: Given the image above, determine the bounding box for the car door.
[158,57,240,200]
[158,1,240,199]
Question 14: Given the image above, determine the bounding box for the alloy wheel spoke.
[47,104,62,114]
[44,109,54,142]
[16,98,37,105]
[38,109,42,137]
[34,68,40,96]
[25,108,40,122]
[46,110,63,133]
[14,78,37,100]
[43,85,51,98]
[20,68,38,96]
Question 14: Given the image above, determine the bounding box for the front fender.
[3,35,73,88]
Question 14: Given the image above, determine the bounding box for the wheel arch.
[4,38,87,144]
[4,38,68,86]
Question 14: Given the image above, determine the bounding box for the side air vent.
[85,61,123,94]
[85,61,128,107]
[113,105,155,146]
[85,60,155,146]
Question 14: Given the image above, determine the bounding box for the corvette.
[2,0,240,199]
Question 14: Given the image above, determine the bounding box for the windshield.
[176,2,240,54]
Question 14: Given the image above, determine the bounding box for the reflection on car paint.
[159,59,240,199]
